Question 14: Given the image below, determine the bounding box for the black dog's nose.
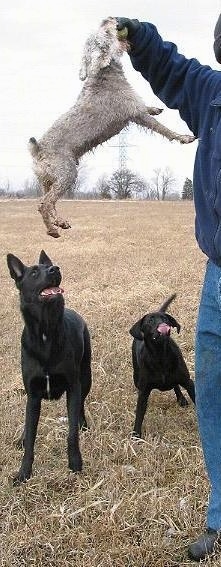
[48,265,60,274]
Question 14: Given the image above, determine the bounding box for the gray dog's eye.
[31,269,38,277]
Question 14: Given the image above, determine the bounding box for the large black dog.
[7,250,91,484]
[130,294,195,438]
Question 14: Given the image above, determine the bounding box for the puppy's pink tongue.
[157,323,170,335]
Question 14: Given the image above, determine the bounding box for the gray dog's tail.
[159,293,176,313]
[28,137,40,157]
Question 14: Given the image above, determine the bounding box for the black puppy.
[130,294,195,438]
[7,250,91,484]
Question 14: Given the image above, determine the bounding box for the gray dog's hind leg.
[38,160,77,238]
[38,200,61,238]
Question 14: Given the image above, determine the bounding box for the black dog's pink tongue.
[40,287,64,297]
[157,322,171,335]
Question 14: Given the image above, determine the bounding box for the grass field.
[0,199,215,566]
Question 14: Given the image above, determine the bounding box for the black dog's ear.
[39,250,53,266]
[166,314,181,334]
[129,319,144,340]
[7,254,25,282]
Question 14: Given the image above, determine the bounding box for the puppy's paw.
[68,452,83,473]
[79,418,89,431]
[131,430,141,440]
[178,396,189,407]
[12,469,31,486]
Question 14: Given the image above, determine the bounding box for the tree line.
[0,169,193,201]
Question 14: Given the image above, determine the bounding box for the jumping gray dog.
[29,17,195,237]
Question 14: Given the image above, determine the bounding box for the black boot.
[188,529,220,561]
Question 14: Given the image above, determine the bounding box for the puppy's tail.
[159,293,176,313]
[28,137,40,157]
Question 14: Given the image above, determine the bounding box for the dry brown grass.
[0,199,217,566]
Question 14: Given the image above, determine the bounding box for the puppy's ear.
[129,319,144,340]
[7,254,25,283]
[166,315,181,334]
[39,250,53,266]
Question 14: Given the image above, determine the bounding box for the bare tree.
[23,178,41,197]
[0,179,23,198]
[107,168,149,200]
[0,179,11,196]
[95,175,112,199]
[150,167,176,200]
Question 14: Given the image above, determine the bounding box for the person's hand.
[116,18,140,41]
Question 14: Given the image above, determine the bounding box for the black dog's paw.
[79,418,89,431]
[131,430,141,440]
[178,396,189,407]
[12,469,31,486]
[68,452,83,473]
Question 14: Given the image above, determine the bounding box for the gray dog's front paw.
[179,134,196,144]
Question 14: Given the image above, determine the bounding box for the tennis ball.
[117,27,128,39]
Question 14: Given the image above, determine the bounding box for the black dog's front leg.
[184,378,195,404]
[66,380,82,473]
[13,396,41,485]
[133,385,152,438]
[174,385,189,407]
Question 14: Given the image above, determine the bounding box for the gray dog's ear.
[129,319,144,340]
[39,250,53,266]
[166,314,181,334]
[7,254,25,282]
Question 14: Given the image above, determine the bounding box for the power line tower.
[118,129,128,171]
[110,128,136,171]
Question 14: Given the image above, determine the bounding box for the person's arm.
[117,18,220,138]
[214,14,221,63]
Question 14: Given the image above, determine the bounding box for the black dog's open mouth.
[40,286,64,298]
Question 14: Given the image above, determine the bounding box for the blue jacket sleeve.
[129,22,220,138]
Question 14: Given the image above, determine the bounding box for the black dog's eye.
[31,268,38,277]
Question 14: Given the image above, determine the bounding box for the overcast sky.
[1,0,220,192]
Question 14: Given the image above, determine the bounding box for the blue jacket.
[130,22,221,266]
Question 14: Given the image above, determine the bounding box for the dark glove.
[214,14,221,63]
[116,17,140,41]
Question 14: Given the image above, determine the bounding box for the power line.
[109,129,137,171]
